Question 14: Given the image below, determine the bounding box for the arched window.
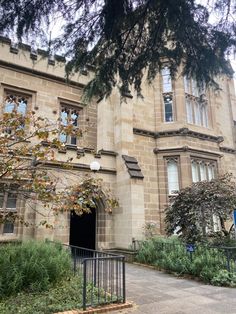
[59,105,80,145]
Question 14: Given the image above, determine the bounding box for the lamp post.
[89,161,101,173]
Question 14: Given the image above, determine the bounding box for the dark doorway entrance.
[69,209,96,250]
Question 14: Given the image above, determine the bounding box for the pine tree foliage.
[0,0,235,99]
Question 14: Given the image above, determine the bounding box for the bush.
[0,275,83,314]
[0,241,71,297]
[211,270,236,287]
[135,236,235,286]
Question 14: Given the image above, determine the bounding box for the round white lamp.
[90,160,101,172]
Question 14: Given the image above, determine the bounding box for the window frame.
[0,188,18,236]
[184,77,208,128]
[191,157,217,183]
[165,157,180,195]
[161,66,175,123]
[3,89,31,116]
[59,102,83,146]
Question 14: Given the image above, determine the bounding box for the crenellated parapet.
[0,35,93,86]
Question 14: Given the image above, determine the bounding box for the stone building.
[0,36,236,249]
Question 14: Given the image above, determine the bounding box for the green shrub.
[211,270,236,287]
[135,236,235,286]
[0,241,71,297]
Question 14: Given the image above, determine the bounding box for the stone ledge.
[54,302,133,314]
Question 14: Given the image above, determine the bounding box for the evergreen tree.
[0,0,235,99]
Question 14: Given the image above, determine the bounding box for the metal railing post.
[94,252,97,286]
[83,260,87,311]
[122,257,126,303]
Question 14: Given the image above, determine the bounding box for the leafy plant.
[0,241,71,297]
[165,174,236,243]
[0,109,118,227]
[135,236,236,286]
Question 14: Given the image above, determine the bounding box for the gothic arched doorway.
[69,209,96,249]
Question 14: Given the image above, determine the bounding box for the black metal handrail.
[48,241,126,310]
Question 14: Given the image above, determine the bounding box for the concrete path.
[112,263,236,314]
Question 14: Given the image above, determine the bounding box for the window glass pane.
[161,67,172,93]
[3,222,14,234]
[71,111,79,127]
[200,163,207,181]
[17,99,27,115]
[5,101,15,113]
[59,133,67,143]
[191,162,199,182]
[184,76,191,94]
[167,161,179,194]
[194,101,201,125]
[61,109,68,126]
[186,98,193,123]
[208,165,215,180]
[192,79,199,97]
[70,136,77,145]
[6,193,17,209]
[201,104,208,127]
[164,95,173,122]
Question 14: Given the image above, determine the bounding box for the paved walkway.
[112,263,236,314]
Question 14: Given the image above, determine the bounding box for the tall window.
[166,158,180,195]
[161,67,174,122]
[191,158,216,182]
[191,158,220,232]
[59,105,80,145]
[184,77,208,127]
[0,190,17,235]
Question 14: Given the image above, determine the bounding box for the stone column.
[111,90,145,248]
